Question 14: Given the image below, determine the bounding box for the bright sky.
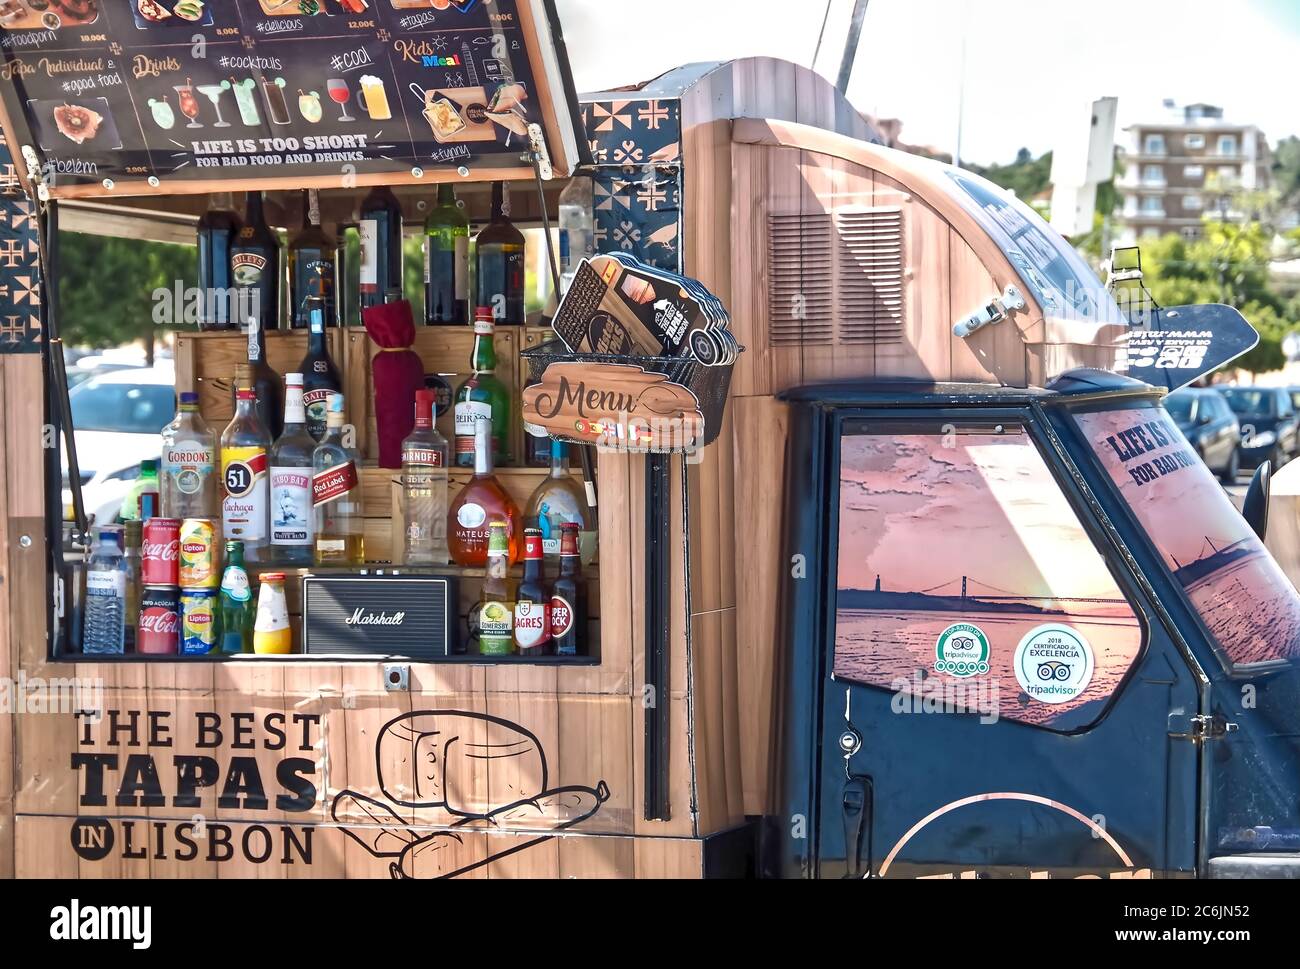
[554,0,1299,166]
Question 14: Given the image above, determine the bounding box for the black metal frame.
[643,453,671,820]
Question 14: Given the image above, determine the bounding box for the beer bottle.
[550,522,586,656]
[514,527,551,656]
[478,521,513,656]
[218,539,253,654]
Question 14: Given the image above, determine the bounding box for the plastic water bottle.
[83,526,127,654]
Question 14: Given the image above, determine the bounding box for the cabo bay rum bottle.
[269,373,316,566]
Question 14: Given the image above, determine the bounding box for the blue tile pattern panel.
[0,131,40,354]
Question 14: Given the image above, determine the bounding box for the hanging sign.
[0,0,584,197]
[1117,303,1258,392]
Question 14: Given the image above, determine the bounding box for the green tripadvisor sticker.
[934,622,991,677]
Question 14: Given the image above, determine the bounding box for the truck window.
[1075,403,1300,672]
[833,423,1143,731]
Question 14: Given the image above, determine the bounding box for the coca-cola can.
[141,517,181,587]
[137,585,180,655]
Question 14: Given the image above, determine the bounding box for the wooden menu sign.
[521,360,707,452]
[0,0,584,198]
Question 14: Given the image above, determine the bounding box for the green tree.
[57,231,195,364]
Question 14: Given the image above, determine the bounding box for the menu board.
[0,0,583,197]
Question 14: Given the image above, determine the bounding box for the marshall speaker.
[303,573,458,658]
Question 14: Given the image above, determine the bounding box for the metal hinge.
[953,284,1026,338]
[1171,712,1238,743]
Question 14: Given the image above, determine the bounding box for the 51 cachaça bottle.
[401,388,449,564]
[269,373,316,565]
[453,307,511,467]
[312,392,364,565]
[221,386,271,565]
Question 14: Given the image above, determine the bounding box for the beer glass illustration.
[230,77,261,126]
[357,75,392,121]
[260,77,291,126]
[174,80,201,128]
[327,78,353,122]
[147,96,175,131]
[196,81,231,128]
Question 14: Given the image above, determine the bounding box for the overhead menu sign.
[0,0,583,197]
[1117,303,1259,392]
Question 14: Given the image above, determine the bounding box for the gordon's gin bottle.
[161,391,219,522]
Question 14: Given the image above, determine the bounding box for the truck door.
[816,412,1200,878]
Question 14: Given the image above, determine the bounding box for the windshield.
[70,380,175,434]
[943,169,1125,326]
[1163,394,1194,423]
[1221,387,1275,418]
[1074,401,1300,672]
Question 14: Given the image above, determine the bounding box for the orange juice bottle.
[253,572,292,654]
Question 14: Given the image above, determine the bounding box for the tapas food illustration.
[408,81,530,145]
[131,0,211,27]
[0,0,98,30]
[29,96,121,150]
[256,0,369,15]
[388,0,477,11]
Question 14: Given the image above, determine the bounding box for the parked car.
[1220,385,1300,470]
[1165,387,1241,483]
[61,364,175,527]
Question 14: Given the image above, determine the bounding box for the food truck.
[0,0,1294,880]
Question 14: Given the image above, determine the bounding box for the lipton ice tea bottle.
[253,572,292,654]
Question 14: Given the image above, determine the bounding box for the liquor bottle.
[231,190,281,331]
[123,519,142,652]
[161,392,219,521]
[523,412,551,467]
[120,459,160,522]
[198,191,241,331]
[83,526,127,654]
[550,522,587,656]
[244,314,284,439]
[401,388,449,564]
[478,521,513,656]
[221,388,272,564]
[297,299,342,441]
[218,539,253,654]
[269,373,316,565]
[312,393,364,565]
[424,183,469,325]
[359,185,404,315]
[453,308,510,466]
[513,527,551,656]
[524,439,595,567]
[288,188,337,328]
[474,181,525,324]
[448,417,520,567]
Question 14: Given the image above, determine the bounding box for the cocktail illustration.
[298,89,322,124]
[230,77,260,126]
[260,76,291,126]
[196,81,231,128]
[174,80,201,128]
[147,96,175,131]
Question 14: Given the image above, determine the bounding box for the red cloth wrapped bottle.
[362,299,425,469]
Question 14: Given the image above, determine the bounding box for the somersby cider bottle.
[478,521,513,656]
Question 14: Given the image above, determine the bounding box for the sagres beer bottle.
[514,527,551,656]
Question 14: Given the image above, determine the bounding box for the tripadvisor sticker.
[934,623,991,677]
[1014,623,1095,704]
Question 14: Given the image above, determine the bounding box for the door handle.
[842,775,873,878]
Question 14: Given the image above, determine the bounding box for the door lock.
[838,728,862,756]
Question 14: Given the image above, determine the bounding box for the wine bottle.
[424,183,470,325]
[474,181,525,324]
[359,185,404,316]
[197,191,241,332]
